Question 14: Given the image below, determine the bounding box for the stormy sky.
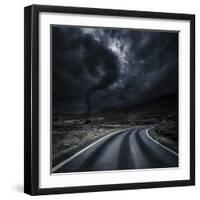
[52,25,178,114]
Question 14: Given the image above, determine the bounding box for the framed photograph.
[24,4,195,195]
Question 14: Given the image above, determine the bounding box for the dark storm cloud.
[52,26,119,114]
[52,26,178,114]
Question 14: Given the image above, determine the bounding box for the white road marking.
[52,128,130,173]
[146,129,178,157]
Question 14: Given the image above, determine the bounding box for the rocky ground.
[148,112,178,153]
[52,95,178,164]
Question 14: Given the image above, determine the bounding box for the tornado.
[85,48,119,115]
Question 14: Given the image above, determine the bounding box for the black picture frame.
[24,4,195,195]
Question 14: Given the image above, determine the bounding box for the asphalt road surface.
[53,128,178,173]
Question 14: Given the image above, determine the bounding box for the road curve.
[54,128,178,173]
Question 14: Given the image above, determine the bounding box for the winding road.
[53,128,178,173]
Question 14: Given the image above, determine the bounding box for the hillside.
[52,94,178,165]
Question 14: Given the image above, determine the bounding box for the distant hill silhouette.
[55,94,178,121]
[94,94,178,116]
